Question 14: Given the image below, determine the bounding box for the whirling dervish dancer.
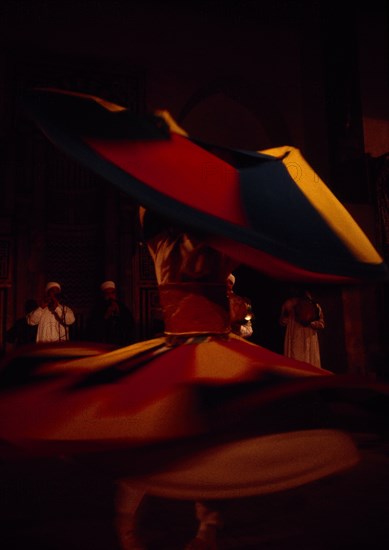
[1,89,388,549]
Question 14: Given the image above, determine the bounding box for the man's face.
[47,286,60,299]
[226,278,234,292]
[103,288,116,301]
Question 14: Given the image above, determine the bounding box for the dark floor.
[1,433,389,549]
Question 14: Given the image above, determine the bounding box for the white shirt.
[27,305,76,343]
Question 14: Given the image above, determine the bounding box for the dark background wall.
[0,0,388,375]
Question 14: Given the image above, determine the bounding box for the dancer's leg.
[185,501,223,550]
[114,480,146,550]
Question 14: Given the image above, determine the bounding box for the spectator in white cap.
[86,280,135,346]
[27,281,75,343]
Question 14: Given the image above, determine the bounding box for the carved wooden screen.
[134,242,161,341]
[0,239,12,353]
[4,54,152,342]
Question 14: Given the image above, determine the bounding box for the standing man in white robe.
[27,281,76,343]
[279,289,325,368]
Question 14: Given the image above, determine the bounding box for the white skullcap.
[100,280,116,291]
[227,273,236,285]
[45,281,61,292]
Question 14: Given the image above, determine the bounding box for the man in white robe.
[27,281,75,343]
[279,290,324,368]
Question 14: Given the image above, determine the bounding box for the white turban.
[45,281,61,292]
[227,273,236,285]
[100,280,116,291]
